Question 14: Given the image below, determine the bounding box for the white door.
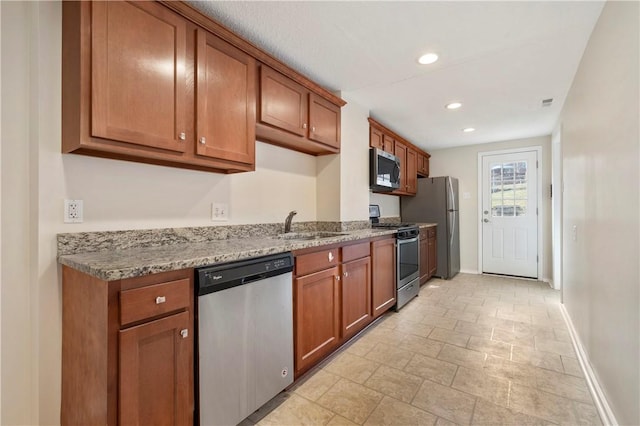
[481,151,538,278]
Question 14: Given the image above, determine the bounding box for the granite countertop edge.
[59,223,437,281]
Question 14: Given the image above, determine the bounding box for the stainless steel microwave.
[370,147,401,191]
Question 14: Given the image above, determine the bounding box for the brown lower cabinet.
[61,267,194,426]
[371,235,396,318]
[420,226,438,284]
[294,240,377,377]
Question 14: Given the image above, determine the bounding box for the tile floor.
[246,274,601,425]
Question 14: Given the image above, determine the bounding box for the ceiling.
[188,1,604,151]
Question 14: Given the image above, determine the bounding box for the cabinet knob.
[199,137,206,145]
[155,296,166,304]
[311,126,316,132]
[336,275,341,281]
[328,252,334,262]
[178,132,186,141]
[302,123,308,129]
[344,271,349,277]
[180,329,188,339]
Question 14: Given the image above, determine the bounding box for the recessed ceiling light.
[418,53,439,65]
[462,127,476,133]
[445,102,462,110]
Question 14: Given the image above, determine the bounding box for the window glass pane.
[489,160,529,218]
[491,199,503,217]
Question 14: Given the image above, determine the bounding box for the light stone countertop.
[58,223,437,281]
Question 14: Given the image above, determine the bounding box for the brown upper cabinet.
[257,66,342,155]
[368,117,430,196]
[63,1,346,173]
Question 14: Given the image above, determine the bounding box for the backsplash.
[57,221,371,256]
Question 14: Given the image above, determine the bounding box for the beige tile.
[497,309,532,324]
[511,345,564,373]
[531,313,566,328]
[534,367,592,403]
[428,328,470,347]
[324,352,380,384]
[365,327,409,345]
[317,379,384,424]
[462,304,498,317]
[421,314,458,330]
[572,401,603,425]
[364,365,423,403]
[482,355,537,386]
[398,334,444,359]
[553,328,571,343]
[468,335,512,358]
[534,337,576,358]
[437,344,486,370]
[364,396,437,426]
[454,320,493,339]
[404,353,458,386]
[395,321,434,338]
[327,415,359,426]
[472,398,545,425]
[365,342,415,369]
[423,305,448,317]
[509,383,579,424]
[455,295,485,306]
[451,367,510,407]
[435,417,460,426]
[561,355,583,377]
[476,315,516,331]
[257,394,334,426]
[491,328,535,348]
[346,335,378,357]
[444,309,479,323]
[436,299,468,311]
[294,369,341,401]
[412,379,476,425]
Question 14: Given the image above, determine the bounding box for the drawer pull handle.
[344,271,349,277]
[180,329,188,339]
[155,296,166,304]
[328,252,334,262]
[336,275,341,281]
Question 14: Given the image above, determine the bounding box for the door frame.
[477,146,543,279]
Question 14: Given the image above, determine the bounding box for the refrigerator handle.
[450,209,456,249]
[447,178,456,211]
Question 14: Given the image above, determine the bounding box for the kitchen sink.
[275,232,347,241]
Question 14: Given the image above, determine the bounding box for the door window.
[490,161,528,217]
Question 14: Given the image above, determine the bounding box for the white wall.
[558,1,639,424]
[369,192,400,218]
[1,3,321,424]
[428,136,552,278]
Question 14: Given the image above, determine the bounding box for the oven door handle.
[398,236,419,244]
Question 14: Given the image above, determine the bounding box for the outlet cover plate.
[211,202,229,221]
[64,199,83,223]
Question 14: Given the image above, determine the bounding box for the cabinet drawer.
[120,279,190,326]
[342,241,370,263]
[295,248,340,276]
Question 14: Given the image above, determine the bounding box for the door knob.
[483,210,489,215]
[483,218,490,223]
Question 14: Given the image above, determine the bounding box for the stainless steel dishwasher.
[195,253,294,426]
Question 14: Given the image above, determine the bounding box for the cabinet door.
[309,93,341,149]
[370,127,383,150]
[91,1,187,152]
[383,134,395,153]
[120,311,192,426]
[420,236,429,284]
[428,235,437,277]
[196,30,256,165]
[259,66,308,137]
[371,238,396,318]
[406,148,418,194]
[294,267,340,375]
[394,141,407,194]
[341,257,372,340]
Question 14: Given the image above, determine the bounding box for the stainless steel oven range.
[371,222,420,310]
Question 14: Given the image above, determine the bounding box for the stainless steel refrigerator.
[401,176,460,279]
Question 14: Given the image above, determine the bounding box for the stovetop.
[371,222,418,230]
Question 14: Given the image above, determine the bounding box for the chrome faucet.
[284,210,297,233]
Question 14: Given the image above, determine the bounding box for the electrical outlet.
[64,199,83,223]
[211,202,229,221]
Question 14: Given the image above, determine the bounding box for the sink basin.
[276,232,347,241]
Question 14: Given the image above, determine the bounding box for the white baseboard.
[459,269,479,275]
[560,304,618,426]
